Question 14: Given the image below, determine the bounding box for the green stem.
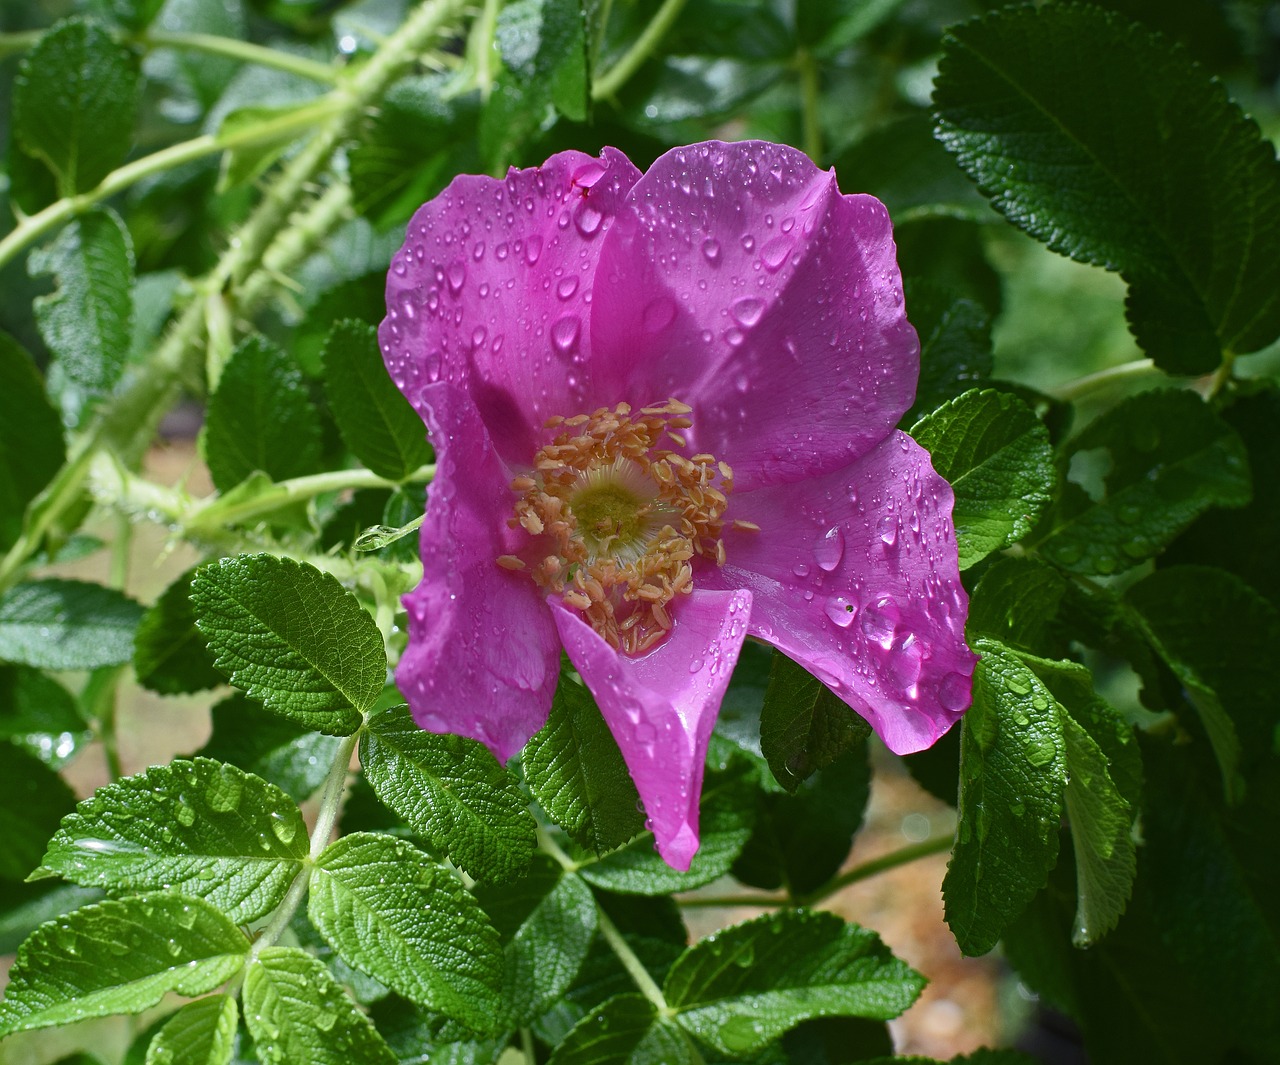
[595,904,669,1012]
[536,824,581,872]
[591,0,688,101]
[0,30,41,58]
[796,47,823,162]
[1048,357,1159,403]
[520,1027,537,1064]
[83,665,127,782]
[140,30,341,84]
[311,732,359,860]
[469,0,502,100]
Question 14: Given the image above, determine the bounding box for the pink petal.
[702,432,976,755]
[589,140,917,490]
[396,382,559,762]
[380,148,643,465]
[550,589,753,871]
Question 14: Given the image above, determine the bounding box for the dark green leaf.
[732,747,870,897]
[576,760,754,895]
[664,910,925,1056]
[243,947,396,1065]
[547,993,702,1065]
[367,994,509,1065]
[902,283,994,426]
[894,217,1002,318]
[29,209,134,402]
[934,4,1280,372]
[910,389,1054,568]
[0,882,102,956]
[308,833,502,1030]
[474,857,596,1027]
[1038,390,1250,575]
[0,579,144,670]
[0,743,77,881]
[758,652,871,792]
[196,693,343,802]
[1126,565,1279,798]
[39,757,308,923]
[133,568,224,695]
[0,332,64,551]
[523,670,644,855]
[144,995,237,1065]
[12,17,139,194]
[202,336,322,493]
[0,893,248,1036]
[780,1016,893,1064]
[361,703,535,883]
[942,638,1066,956]
[967,556,1067,656]
[191,554,384,734]
[0,666,88,766]
[323,320,433,481]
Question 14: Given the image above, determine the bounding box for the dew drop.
[556,275,579,300]
[877,515,898,547]
[732,297,765,328]
[701,237,722,263]
[761,235,790,272]
[574,200,604,236]
[814,525,844,571]
[551,315,581,355]
[525,234,543,264]
[825,596,857,628]
[860,595,898,649]
[445,260,465,294]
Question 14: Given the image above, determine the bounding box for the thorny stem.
[796,47,823,162]
[0,0,466,596]
[679,832,955,910]
[140,30,342,84]
[591,0,688,101]
[1048,357,1159,403]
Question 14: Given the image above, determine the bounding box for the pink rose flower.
[381,140,976,870]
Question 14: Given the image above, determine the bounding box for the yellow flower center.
[498,400,752,655]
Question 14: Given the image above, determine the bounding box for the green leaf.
[133,568,224,695]
[942,638,1067,956]
[12,17,139,195]
[0,332,64,551]
[902,283,994,426]
[576,760,755,895]
[731,747,870,897]
[0,743,78,881]
[1125,565,1279,799]
[758,652,871,792]
[0,579,144,671]
[144,995,237,1065]
[202,336,322,493]
[1060,713,1136,947]
[29,209,134,402]
[0,893,248,1037]
[910,389,1054,569]
[361,703,535,883]
[967,556,1068,656]
[473,857,596,1027]
[547,993,702,1065]
[0,666,89,766]
[1037,390,1250,575]
[308,832,502,1030]
[196,693,343,802]
[664,910,925,1056]
[780,1016,893,1063]
[190,554,384,734]
[933,4,1280,373]
[322,319,433,481]
[243,947,396,1065]
[367,994,509,1065]
[39,758,308,923]
[522,671,644,855]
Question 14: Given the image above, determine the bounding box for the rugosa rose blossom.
[380,140,976,870]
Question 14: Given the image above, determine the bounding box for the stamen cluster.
[499,400,733,654]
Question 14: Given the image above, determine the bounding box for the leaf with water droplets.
[308,832,503,1031]
[664,909,925,1056]
[546,993,700,1065]
[910,388,1054,569]
[943,637,1067,956]
[361,703,535,883]
[0,579,145,672]
[758,651,872,793]
[243,947,396,1065]
[39,758,308,924]
[190,554,384,734]
[0,893,248,1037]
[1036,390,1250,577]
[967,556,1068,656]
[322,320,433,481]
[473,856,596,1027]
[522,669,644,857]
[144,994,237,1065]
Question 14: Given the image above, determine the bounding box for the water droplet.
[825,596,857,628]
[270,812,297,845]
[1025,738,1056,767]
[732,297,765,328]
[701,237,722,263]
[860,595,898,649]
[888,634,923,690]
[556,275,579,300]
[446,261,465,294]
[551,314,581,355]
[814,526,844,571]
[1006,673,1032,696]
[792,561,811,578]
[877,515,898,547]
[761,235,790,271]
[525,235,543,264]
[574,200,604,236]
